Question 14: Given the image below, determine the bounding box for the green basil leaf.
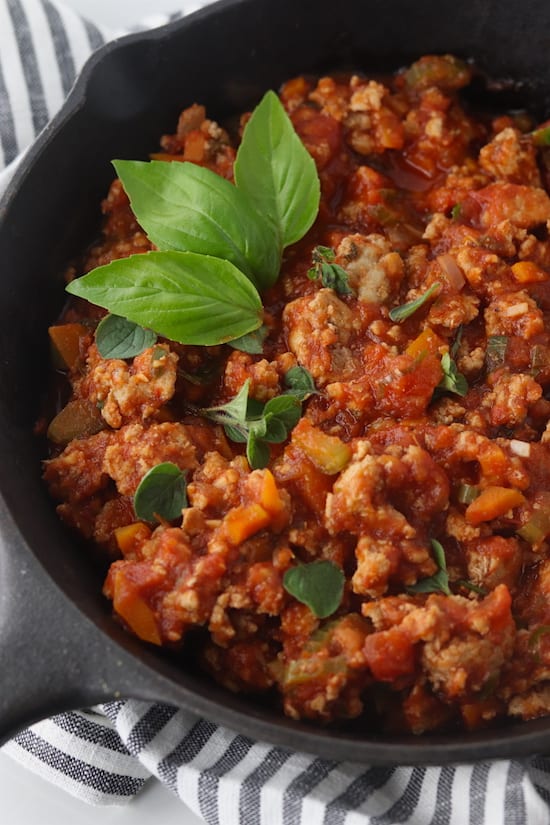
[234,90,320,250]
[262,394,302,431]
[261,414,289,444]
[438,351,468,397]
[389,282,440,322]
[247,433,270,469]
[133,462,187,522]
[284,366,318,399]
[319,262,353,295]
[229,324,269,354]
[407,539,451,596]
[66,251,263,346]
[283,560,345,618]
[95,313,157,359]
[114,160,279,291]
[202,380,251,426]
[224,423,248,443]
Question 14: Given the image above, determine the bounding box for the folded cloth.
[2,1,550,822]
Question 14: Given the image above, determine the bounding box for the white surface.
[0,751,206,824]
[0,2,208,822]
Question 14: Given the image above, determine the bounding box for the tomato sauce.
[43,55,550,733]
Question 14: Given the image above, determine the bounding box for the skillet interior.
[3,0,550,762]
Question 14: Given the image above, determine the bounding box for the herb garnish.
[133,462,188,522]
[229,324,270,355]
[95,313,157,359]
[283,366,319,400]
[66,91,320,345]
[437,351,468,397]
[388,282,440,322]
[283,560,345,618]
[307,246,353,295]
[407,539,451,596]
[486,335,508,372]
[200,380,302,469]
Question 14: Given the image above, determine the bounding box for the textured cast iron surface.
[2,0,550,762]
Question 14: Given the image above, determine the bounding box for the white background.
[0,5,211,823]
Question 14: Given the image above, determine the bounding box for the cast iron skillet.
[2,0,550,764]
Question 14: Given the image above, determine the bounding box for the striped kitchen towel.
[2,0,550,822]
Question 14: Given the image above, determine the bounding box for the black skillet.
[2,0,550,764]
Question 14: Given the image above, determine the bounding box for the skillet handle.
[0,509,134,746]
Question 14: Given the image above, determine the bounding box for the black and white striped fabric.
[2,1,550,821]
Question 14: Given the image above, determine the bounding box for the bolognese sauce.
[42,55,550,733]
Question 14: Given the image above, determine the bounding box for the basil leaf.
[134,462,187,522]
[247,434,270,469]
[307,245,353,295]
[283,560,345,618]
[66,251,263,346]
[319,262,353,295]
[262,394,302,431]
[114,160,279,291]
[407,539,451,596]
[438,351,468,397]
[389,282,440,322]
[95,313,157,359]
[261,414,289,444]
[284,366,318,399]
[234,90,320,249]
[202,379,251,426]
[229,324,269,354]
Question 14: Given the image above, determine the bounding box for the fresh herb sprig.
[283,560,345,618]
[389,282,440,323]
[438,351,468,397]
[307,246,353,295]
[66,91,320,347]
[200,378,304,469]
[133,462,188,522]
[407,539,451,596]
[95,314,157,359]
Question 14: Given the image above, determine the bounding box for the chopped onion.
[510,440,531,457]
[457,482,480,504]
[437,254,465,290]
[503,302,529,318]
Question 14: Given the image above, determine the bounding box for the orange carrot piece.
[511,261,548,284]
[224,503,271,545]
[113,570,161,645]
[259,469,284,515]
[115,522,151,557]
[465,486,526,525]
[48,323,87,369]
[405,328,442,360]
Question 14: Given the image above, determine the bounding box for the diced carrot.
[405,328,442,360]
[465,486,526,525]
[224,503,271,545]
[183,131,206,162]
[511,261,548,284]
[259,469,284,515]
[112,570,161,645]
[115,522,152,557]
[49,323,87,369]
[292,419,352,474]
